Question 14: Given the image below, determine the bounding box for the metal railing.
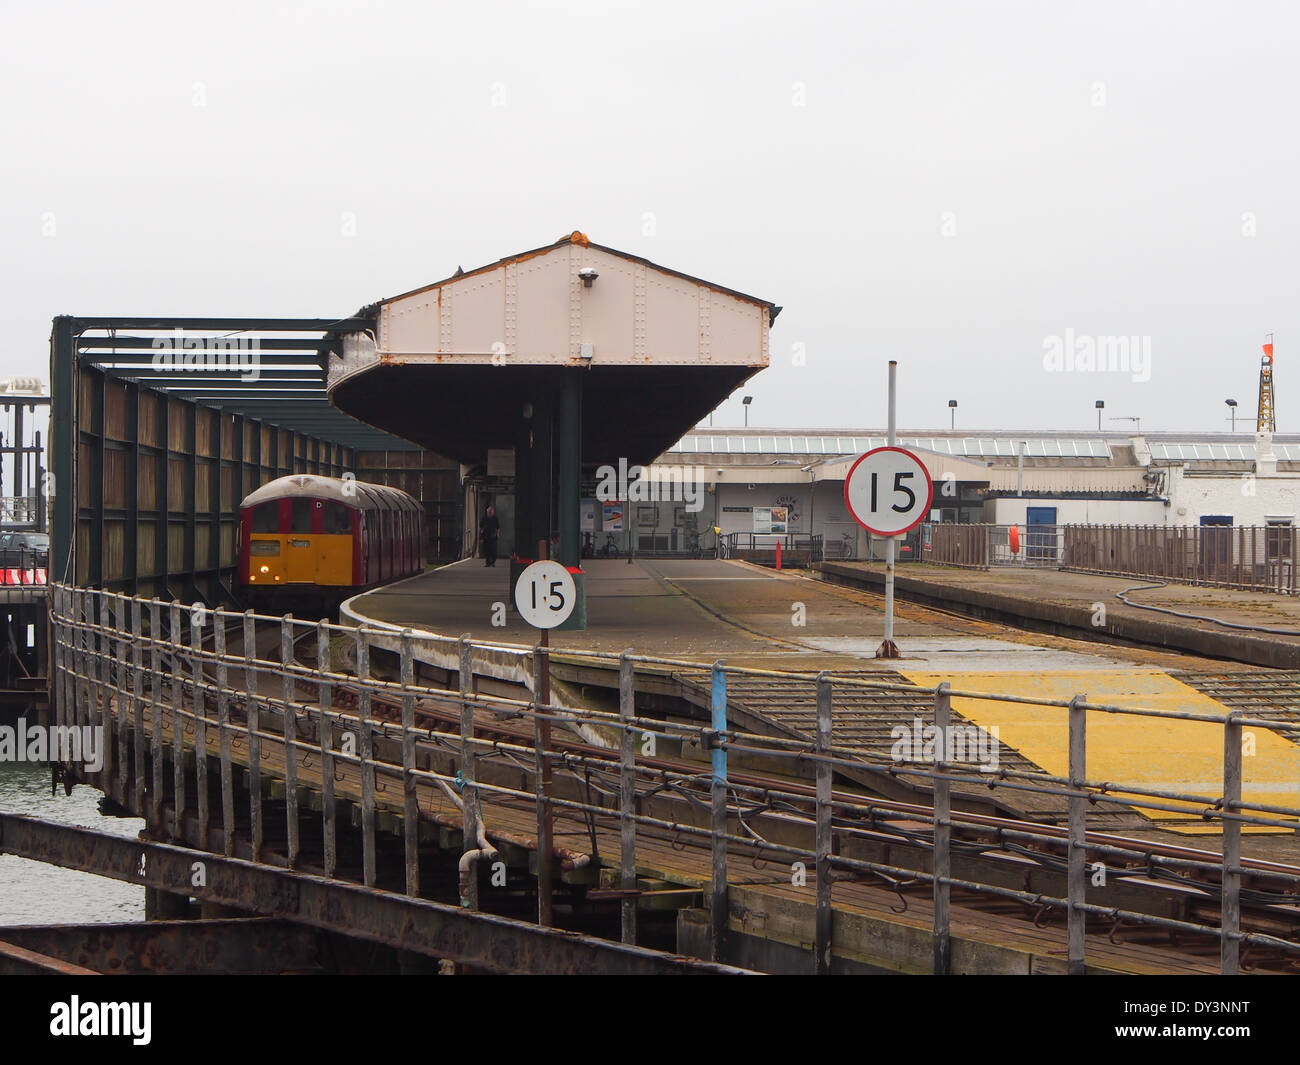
[0,545,49,586]
[44,582,1300,974]
[924,523,990,568]
[1063,523,1300,595]
[0,496,41,525]
[924,523,1065,569]
[927,522,1300,594]
[723,533,824,565]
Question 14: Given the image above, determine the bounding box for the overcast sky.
[3,0,1296,435]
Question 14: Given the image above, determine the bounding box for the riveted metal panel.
[366,240,771,369]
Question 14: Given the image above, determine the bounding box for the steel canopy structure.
[70,319,412,451]
[326,231,780,467]
[48,237,779,606]
[324,231,779,607]
[50,316,420,600]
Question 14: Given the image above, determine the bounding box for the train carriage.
[237,474,424,609]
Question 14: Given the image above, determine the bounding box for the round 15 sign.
[844,446,933,537]
[514,560,577,629]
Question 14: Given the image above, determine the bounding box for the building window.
[1266,518,1293,562]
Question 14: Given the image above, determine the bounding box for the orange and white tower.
[1256,334,1277,475]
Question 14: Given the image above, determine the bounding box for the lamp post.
[1095,399,1104,431]
[742,395,753,427]
[948,399,957,430]
[1226,398,1237,432]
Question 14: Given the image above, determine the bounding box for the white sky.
[2,0,1296,434]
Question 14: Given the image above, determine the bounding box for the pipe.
[438,776,500,905]
[1116,581,1300,636]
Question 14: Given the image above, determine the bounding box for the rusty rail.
[41,583,1300,974]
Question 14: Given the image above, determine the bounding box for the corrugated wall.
[72,363,352,601]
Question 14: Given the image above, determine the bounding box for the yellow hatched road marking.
[901,669,1300,835]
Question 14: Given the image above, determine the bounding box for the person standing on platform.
[480,505,500,567]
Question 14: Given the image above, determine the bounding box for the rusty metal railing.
[43,582,1300,975]
[1062,523,1300,595]
[924,523,1065,569]
[924,523,991,568]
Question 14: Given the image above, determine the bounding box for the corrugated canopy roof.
[73,319,416,451]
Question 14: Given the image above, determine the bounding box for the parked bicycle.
[598,532,621,559]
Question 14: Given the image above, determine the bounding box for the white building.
[632,429,1300,559]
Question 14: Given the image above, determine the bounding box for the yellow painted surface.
[902,669,1299,834]
[247,534,353,586]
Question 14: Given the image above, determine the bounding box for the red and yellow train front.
[240,496,359,590]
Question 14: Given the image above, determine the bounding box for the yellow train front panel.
[246,534,355,588]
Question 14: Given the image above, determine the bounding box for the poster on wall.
[581,499,596,532]
[602,503,624,532]
[753,507,789,534]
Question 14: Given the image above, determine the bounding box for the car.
[0,531,49,568]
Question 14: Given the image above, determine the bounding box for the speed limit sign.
[514,560,577,629]
[844,446,933,537]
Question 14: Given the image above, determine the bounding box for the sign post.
[843,361,932,658]
[514,544,577,924]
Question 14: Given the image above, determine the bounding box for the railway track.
[130,610,1300,972]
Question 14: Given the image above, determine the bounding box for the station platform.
[345,558,1300,842]
[817,561,1300,668]
[346,557,1260,672]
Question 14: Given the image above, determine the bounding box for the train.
[237,474,424,610]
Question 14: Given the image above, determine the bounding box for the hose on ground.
[1115,581,1300,637]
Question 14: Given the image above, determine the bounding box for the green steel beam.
[70,317,369,331]
[76,337,341,352]
[50,316,75,584]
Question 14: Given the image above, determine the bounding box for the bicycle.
[838,532,856,560]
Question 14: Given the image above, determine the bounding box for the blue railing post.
[710,661,728,961]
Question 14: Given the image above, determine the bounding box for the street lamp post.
[948,399,957,430]
[1095,399,1104,431]
[742,395,753,427]
[1226,398,1237,431]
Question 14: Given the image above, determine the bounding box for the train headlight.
[260,565,270,573]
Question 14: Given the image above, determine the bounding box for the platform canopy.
[326,231,780,466]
